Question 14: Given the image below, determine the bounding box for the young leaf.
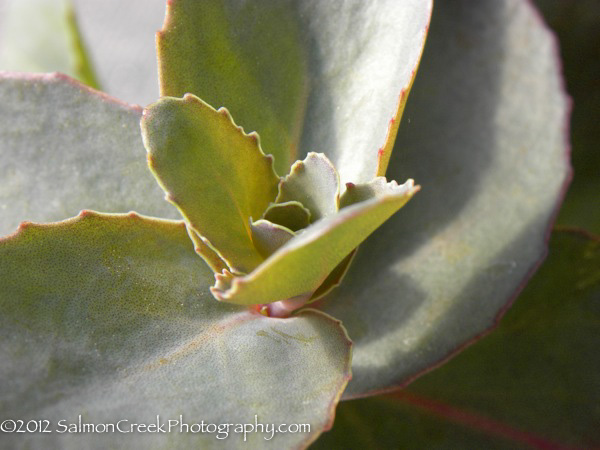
[0,212,352,449]
[141,94,280,274]
[157,0,308,175]
[340,177,413,208]
[211,181,418,305]
[186,227,229,274]
[276,152,340,222]
[262,201,311,232]
[250,219,295,258]
[308,250,357,303]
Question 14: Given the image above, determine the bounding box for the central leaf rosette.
[142,94,418,316]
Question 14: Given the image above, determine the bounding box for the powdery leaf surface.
[0,73,178,238]
[0,212,352,449]
[320,0,571,397]
[315,231,600,449]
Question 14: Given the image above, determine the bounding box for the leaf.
[186,227,229,274]
[250,219,295,258]
[262,201,311,232]
[276,153,340,222]
[309,250,357,303]
[314,230,600,449]
[141,94,280,274]
[340,177,412,208]
[0,73,178,238]
[65,1,101,89]
[319,0,571,397]
[157,0,433,182]
[157,0,307,176]
[65,0,168,105]
[0,0,100,88]
[0,212,353,449]
[536,0,600,234]
[313,397,516,450]
[211,181,418,306]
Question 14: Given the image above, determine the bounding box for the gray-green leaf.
[0,212,352,449]
[0,73,178,238]
[320,0,571,398]
[157,0,433,183]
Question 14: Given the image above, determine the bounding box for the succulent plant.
[0,0,575,448]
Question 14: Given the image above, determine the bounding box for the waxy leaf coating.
[142,95,418,308]
[0,2,573,445]
[316,231,600,449]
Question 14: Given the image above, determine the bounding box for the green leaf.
[314,230,600,449]
[309,250,357,303]
[340,177,412,208]
[157,0,433,182]
[320,0,571,397]
[262,201,311,232]
[0,212,353,449]
[0,73,178,238]
[72,0,167,105]
[65,1,101,89]
[276,153,340,222]
[141,94,280,274]
[212,181,418,306]
[157,0,307,176]
[250,219,295,258]
[185,227,229,274]
[307,177,416,304]
[313,397,516,450]
[0,0,100,89]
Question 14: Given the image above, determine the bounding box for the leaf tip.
[210,269,236,302]
[17,221,32,232]
[78,209,95,218]
[216,106,232,118]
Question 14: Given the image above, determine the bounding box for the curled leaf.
[250,219,295,258]
[262,201,312,232]
[276,152,340,222]
[211,181,418,306]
